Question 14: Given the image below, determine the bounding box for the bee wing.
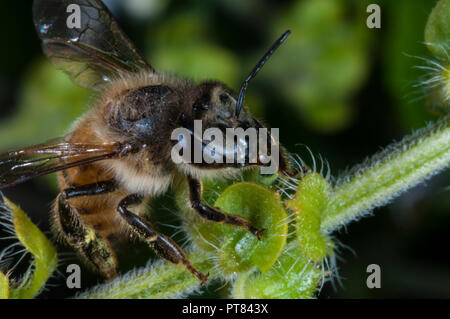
[33,0,154,90]
[0,138,121,189]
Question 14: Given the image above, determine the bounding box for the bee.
[0,0,294,282]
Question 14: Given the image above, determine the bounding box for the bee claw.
[196,271,209,284]
[201,273,210,284]
[249,226,264,240]
[185,262,209,283]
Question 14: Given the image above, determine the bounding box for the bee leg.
[61,181,117,198]
[278,147,310,177]
[187,175,264,240]
[55,181,118,280]
[117,194,208,283]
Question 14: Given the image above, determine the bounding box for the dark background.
[1,0,449,298]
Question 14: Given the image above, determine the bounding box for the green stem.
[76,250,215,299]
[321,114,450,231]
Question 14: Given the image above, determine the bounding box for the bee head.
[189,81,258,131]
[173,30,293,176]
[186,29,291,130]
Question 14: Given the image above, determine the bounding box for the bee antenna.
[235,29,291,117]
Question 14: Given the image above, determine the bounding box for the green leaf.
[425,0,450,58]
[286,173,332,262]
[0,272,9,299]
[215,183,288,273]
[183,182,288,274]
[232,242,322,299]
[3,197,58,299]
[422,0,450,113]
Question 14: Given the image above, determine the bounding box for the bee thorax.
[106,157,173,196]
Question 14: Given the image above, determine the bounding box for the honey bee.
[0,0,294,282]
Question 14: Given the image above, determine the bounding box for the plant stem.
[76,250,215,299]
[321,114,450,232]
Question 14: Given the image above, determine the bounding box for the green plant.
[0,197,57,299]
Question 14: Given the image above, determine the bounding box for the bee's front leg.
[117,194,208,283]
[187,175,264,240]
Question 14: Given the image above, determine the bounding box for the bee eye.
[219,93,230,104]
[193,101,208,117]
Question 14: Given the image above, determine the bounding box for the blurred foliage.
[0,61,89,150]
[425,0,450,58]
[268,0,372,132]
[424,0,450,113]
[383,0,437,129]
[148,9,240,85]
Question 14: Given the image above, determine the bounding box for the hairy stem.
[76,250,215,299]
[321,114,450,231]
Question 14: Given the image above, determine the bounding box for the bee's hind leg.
[117,194,208,283]
[54,181,118,280]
